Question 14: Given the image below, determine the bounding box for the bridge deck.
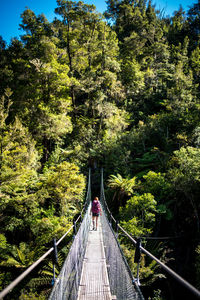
[77,218,113,300]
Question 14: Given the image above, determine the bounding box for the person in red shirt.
[90,197,102,230]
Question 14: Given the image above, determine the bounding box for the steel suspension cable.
[118,224,200,299]
[0,227,73,299]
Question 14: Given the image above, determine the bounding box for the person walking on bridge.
[91,197,102,230]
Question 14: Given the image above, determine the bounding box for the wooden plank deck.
[77,218,113,300]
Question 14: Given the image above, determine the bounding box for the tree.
[167,6,187,47]
[39,161,85,216]
[190,45,200,86]
[107,173,136,207]
[187,0,200,50]
[168,146,200,232]
[54,0,100,107]
[7,16,73,161]
[20,9,53,48]
[0,116,40,242]
[54,1,125,166]
[119,193,157,236]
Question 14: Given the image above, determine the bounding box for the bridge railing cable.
[0,169,91,300]
[100,169,144,300]
[48,168,91,300]
[100,168,200,300]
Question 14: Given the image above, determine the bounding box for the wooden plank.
[77,218,112,300]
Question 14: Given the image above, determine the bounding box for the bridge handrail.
[0,216,86,300]
[0,226,73,299]
[105,206,200,298]
[118,224,200,299]
[0,168,91,300]
[100,169,200,299]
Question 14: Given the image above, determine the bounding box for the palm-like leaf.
[0,242,45,268]
[108,174,137,206]
[108,174,136,195]
[108,174,136,193]
[26,252,65,297]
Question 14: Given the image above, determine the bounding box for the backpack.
[92,200,100,213]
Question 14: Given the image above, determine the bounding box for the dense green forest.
[0,0,200,298]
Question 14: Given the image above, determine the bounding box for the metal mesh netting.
[49,168,144,300]
[48,171,91,300]
[49,206,91,300]
[101,212,144,300]
[100,170,144,300]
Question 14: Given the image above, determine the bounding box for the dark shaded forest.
[0,0,200,299]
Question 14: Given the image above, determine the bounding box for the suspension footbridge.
[48,169,143,300]
[0,169,200,300]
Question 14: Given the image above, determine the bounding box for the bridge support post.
[115,220,119,239]
[134,238,141,286]
[109,214,112,227]
[73,218,77,237]
[52,238,58,285]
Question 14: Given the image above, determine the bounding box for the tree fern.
[108,173,137,206]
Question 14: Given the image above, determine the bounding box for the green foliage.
[171,146,200,182]
[0,0,200,297]
[22,251,66,299]
[148,289,162,300]
[108,173,137,207]
[142,171,173,220]
[119,193,157,236]
[168,146,200,205]
[19,290,46,300]
[40,161,85,216]
[0,85,85,293]
[108,173,136,195]
[143,171,170,198]
[168,146,200,231]
[0,242,45,269]
[0,234,7,250]
[120,242,166,287]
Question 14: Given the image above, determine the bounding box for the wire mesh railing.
[100,168,200,300]
[3,167,199,299]
[48,204,91,300]
[48,169,91,300]
[100,169,144,300]
[0,169,91,300]
[101,209,144,300]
